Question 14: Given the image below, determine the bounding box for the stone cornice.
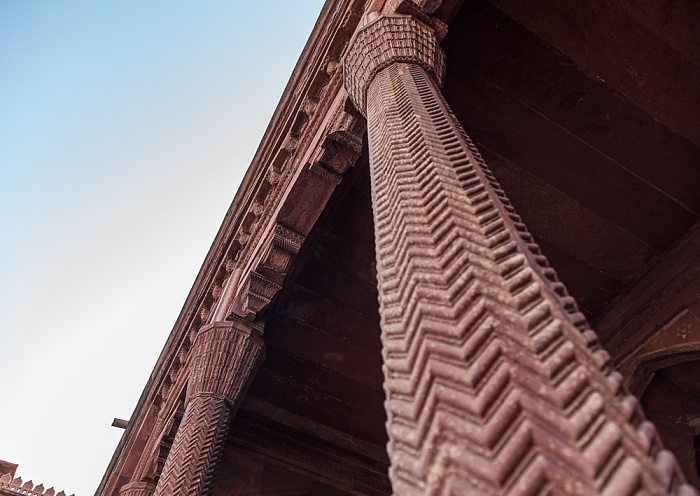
[97,1,367,493]
[97,0,468,493]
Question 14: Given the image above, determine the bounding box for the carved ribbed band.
[187,321,263,401]
[344,16,696,494]
[343,14,445,115]
[119,481,155,496]
[153,321,263,496]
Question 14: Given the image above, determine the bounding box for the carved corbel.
[227,270,282,322]
[224,222,305,323]
[309,101,365,183]
[393,0,448,39]
[259,224,305,280]
[245,271,282,318]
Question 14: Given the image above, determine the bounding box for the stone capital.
[343,14,445,115]
[186,320,263,401]
[119,481,156,496]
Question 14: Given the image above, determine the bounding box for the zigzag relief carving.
[363,60,696,495]
[153,322,263,496]
[154,396,232,496]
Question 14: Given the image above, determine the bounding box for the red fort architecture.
[97,0,700,494]
[0,460,74,496]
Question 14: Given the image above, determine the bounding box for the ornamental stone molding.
[186,321,263,401]
[0,474,73,496]
[343,14,445,114]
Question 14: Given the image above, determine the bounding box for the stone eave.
[97,0,368,492]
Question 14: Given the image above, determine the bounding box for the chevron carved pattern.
[153,321,263,496]
[352,22,697,494]
[154,396,231,495]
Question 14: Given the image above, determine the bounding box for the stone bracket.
[393,0,449,39]
[225,270,282,323]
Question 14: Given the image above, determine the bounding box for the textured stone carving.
[154,396,231,496]
[118,481,156,496]
[187,321,263,400]
[343,14,445,115]
[272,224,305,254]
[310,98,365,183]
[149,401,185,485]
[344,13,695,496]
[309,162,342,184]
[258,224,306,278]
[153,321,263,496]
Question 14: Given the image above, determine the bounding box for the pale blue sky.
[0,1,324,494]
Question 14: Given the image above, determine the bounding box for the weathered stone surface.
[345,12,695,495]
[118,481,155,496]
[98,1,700,495]
[153,321,263,496]
[343,14,444,115]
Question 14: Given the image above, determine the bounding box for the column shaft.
[364,60,691,494]
[154,396,231,495]
[153,321,262,496]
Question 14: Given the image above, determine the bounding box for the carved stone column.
[153,321,263,496]
[344,14,695,495]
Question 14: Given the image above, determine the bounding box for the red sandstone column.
[153,321,262,496]
[344,14,696,496]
